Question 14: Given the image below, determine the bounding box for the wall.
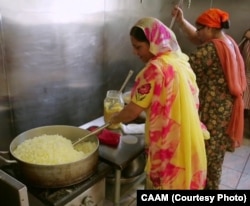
[0,0,249,150]
[0,0,107,150]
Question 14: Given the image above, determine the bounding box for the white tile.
[233,145,250,158]
[220,167,242,188]
[236,173,250,189]
[223,152,248,172]
[243,156,250,175]
[219,184,234,190]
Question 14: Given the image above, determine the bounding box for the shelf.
[105,172,145,203]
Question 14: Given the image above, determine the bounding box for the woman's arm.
[110,101,144,124]
[172,5,201,45]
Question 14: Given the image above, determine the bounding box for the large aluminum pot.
[0,125,99,188]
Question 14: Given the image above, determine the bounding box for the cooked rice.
[13,134,96,165]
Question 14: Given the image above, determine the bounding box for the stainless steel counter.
[79,117,145,205]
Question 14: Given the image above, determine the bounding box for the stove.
[0,161,111,206]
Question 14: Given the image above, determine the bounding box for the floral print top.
[189,42,234,151]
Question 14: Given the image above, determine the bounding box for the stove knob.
[81,195,96,206]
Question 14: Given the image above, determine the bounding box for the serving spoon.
[108,70,134,110]
[73,123,110,147]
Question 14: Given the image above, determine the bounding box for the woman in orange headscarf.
[172,7,246,189]
[110,17,209,189]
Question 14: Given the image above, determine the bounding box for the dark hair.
[130,26,149,43]
[221,20,230,29]
[196,20,230,30]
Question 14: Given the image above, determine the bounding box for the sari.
[130,17,209,189]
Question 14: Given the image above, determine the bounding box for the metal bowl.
[122,152,146,178]
[107,152,146,183]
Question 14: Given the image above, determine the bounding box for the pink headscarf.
[133,17,181,55]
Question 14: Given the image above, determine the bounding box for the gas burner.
[1,162,111,206]
[29,179,96,206]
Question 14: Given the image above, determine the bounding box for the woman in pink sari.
[110,17,209,189]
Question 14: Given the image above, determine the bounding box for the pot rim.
[9,125,99,166]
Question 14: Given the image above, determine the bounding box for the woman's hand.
[171,5,201,45]
[171,5,184,25]
[109,113,120,125]
[109,102,144,124]
[245,30,250,39]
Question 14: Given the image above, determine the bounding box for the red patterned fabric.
[87,126,120,147]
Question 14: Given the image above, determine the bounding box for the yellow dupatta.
[133,17,209,189]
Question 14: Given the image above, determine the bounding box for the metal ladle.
[73,123,110,147]
[119,70,134,93]
[169,0,183,29]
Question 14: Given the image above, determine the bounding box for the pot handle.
[0,151,18,164]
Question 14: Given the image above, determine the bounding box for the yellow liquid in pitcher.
[104,103,123,129]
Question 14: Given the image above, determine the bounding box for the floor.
[103,114,250,205]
